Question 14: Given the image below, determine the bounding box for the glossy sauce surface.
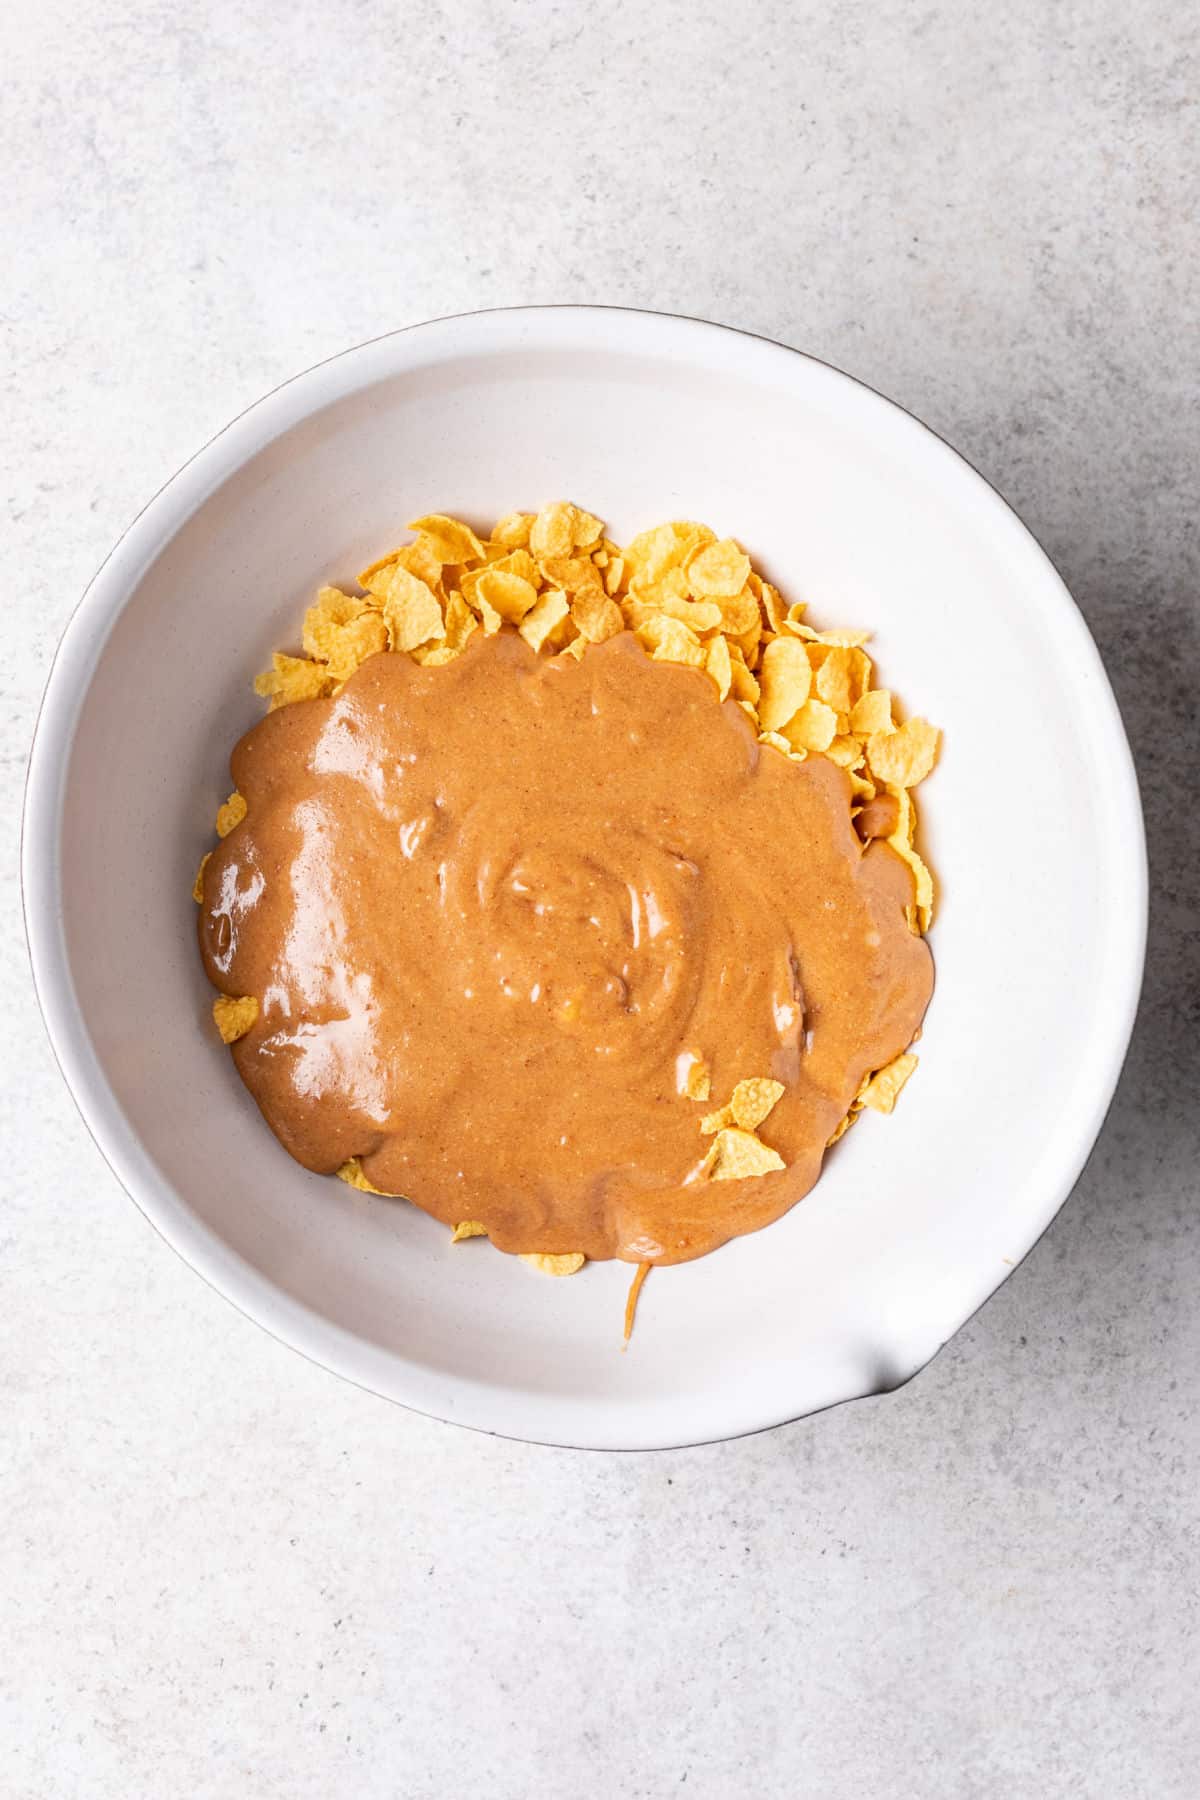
[200,633,932,1264]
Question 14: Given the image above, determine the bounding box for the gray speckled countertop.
[3,3,1197,1795]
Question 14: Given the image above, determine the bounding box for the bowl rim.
[21,303,1148,1450]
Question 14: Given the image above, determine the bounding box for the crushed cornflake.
[212,994,258,1043]
[520,1251,587,1276]
[192,851,210,905]
[757,637,813,731]
[530,500,602,560]
[784,698,839,754]
[451,1219,489,1241]
[518,588,570,652]
[856,1051,919,1114]
[382,566,444,652]
[335,1157,401,1196]
[405,513,485,564]
[850,687,894,736]
[474,567,540,624]
[490,510,535,549]
[701,1127,786,1182]
[215,790,247,837]
[865,717,941,790]
[636,613,706,668]
[704,633,732,700]
[302,587,387,681]
[686,538,752,598]
[253,652,335,710]
[573,590,624,644]
[701,1076,785,1135]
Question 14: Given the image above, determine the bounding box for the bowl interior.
[30,312,1144,1447]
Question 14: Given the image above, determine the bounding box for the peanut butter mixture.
[199,632,931,1266]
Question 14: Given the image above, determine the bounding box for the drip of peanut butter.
[200,633,932,1265]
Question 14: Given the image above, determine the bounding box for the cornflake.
[758,637,812,731]
[192,852,210,905]
[474,568,539,624]
[686,538,751,598]
[215,790,247,837]
[866,717,941,789]
[490,511,535,550]
[857,1052,919,1114]
[636,614,706,669]
[406,514,485,564]
[702,1128,786,1182]
[336,1157,400,1196]
[212,994,258,1043]
[701,1076,785,1135]
[451,1219,489,1241]
[253,652,335,710]
[519,589,570,652]
[520,1251,587,1276]
[303,587,388,681]
[382,566,444,652]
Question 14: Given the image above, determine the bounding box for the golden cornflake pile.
[202,503,941,1285]
[242,500,938,932]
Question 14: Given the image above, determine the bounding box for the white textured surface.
[2,3,1196,1795]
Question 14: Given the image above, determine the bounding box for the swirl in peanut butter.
[200,633,931,1265]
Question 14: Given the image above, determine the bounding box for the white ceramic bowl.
[23,307,1145,1449]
